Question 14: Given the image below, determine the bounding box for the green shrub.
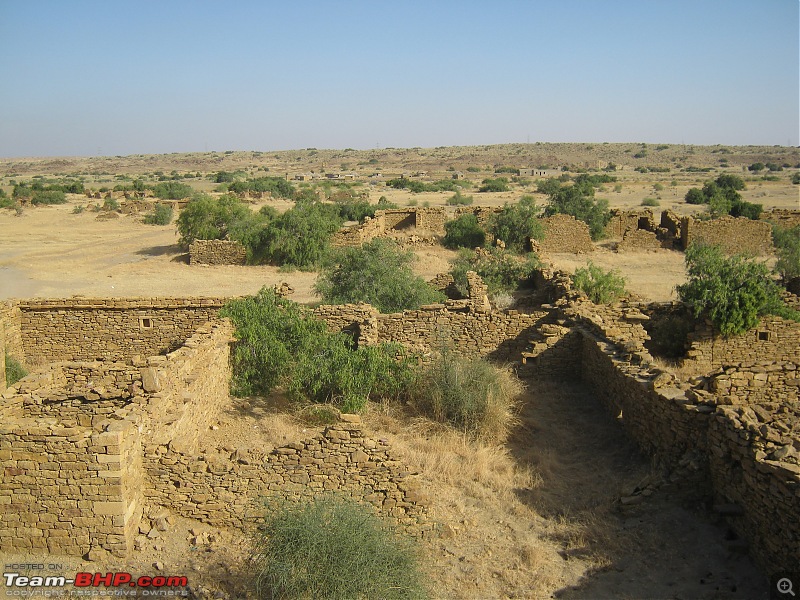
[544,182,610,240]
[773,224,800,281]
[791,172,800,184]
[153,181,193,199]
[71,205,85,214]
[0,195,16,209]
[5,354,27,386]
[413,349,520,442]
[677,244,796,336]
[446,191,473,205]
[176,193,253,247]
[641,198,660,207]
[221,288,413,411]
[315,239,445,312]
[478,177,509,192]
[102,197,119,211]
[31,190,67,205]
[143,203,174,225]
[252,495,427,600]
[653,183,664,192]
[449,247,540,297]
[729,200,762,220]
[261,202,342,269]
[442,214,486,249]
[572,262,626,304]
[488,196,543,252]
[685,188,706,204]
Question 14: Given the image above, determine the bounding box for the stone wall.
[17,297,225,366]
[145,418,427,531]
[617,228,665,251]
[761,208,800,229]
[0,319,233,558]
[604,209,656,239]
[534,214,594,254]
[0,301,23,391]
[414,207,448,234]
[189,240,247,266]
[681,215,773,254]
[685,316,800,370]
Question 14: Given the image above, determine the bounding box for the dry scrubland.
[0,143,798,598]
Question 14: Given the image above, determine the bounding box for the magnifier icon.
[778,578,795,596]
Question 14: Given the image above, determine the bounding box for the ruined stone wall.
[0,319,232,558]
[145,419,427,531]
[709,361,799,406]
[617,228,665,251]
[381,209,416,230]
[188,240,247,265]
[605,209,649,239]
[685,316,800,370]
[0,301,23,391]
[455,206,502,229]
[681,216,773,254]
[535,214,594,254]
[660,210,682,238]
[17,298,225,366]
[761,208,800,229]
[415,207,448,234]
[0,419,143,558]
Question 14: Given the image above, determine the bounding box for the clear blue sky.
[0,0,797,157]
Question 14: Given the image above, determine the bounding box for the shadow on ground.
[507,379,769,599]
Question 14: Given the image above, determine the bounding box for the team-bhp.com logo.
[4,572,188,596]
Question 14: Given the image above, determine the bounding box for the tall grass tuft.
[413,350,521,443]
[251,495,428,599]
[5,354,27,386]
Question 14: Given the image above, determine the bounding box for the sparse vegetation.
[413,349,521,443]
[5,354,27,386]
[572,262,626,304]
[478,177,510,193]
[446,190,474,205]
[251,495,427,600]
[449,247,540,297]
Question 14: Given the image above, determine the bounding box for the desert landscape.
[1,142,799,599]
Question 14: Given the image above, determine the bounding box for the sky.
[0,0,797,157]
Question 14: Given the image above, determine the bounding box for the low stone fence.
[681,215,773,254]
[189,240,247,265]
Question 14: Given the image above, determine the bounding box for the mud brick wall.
[0,419,143,558]
[17,297,225,366]
[680,215,773,254]
[685,316,800,370]
[189,240,247,265]
[145,419,428,532]
[536,214,594,254]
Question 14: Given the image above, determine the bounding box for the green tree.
[544,182,610,240]
[748,162,765,172]
[443,213,486,249]
[143,204,174,225]
[773,224,800,282]
[488,195,543,252]
[315,238,445,312]
[261,202,342,268]
[478,177,510,192]
[175,193,253,247]
[677,244,794,336]
[153,181,194,199]
[448,247,540,296]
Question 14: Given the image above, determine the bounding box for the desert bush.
[684,188,706,204]
[0,195,16,210]
[102,197,119,211]
[677,244,797,336]
[748,162,765,172]
[251,495,427,600]
[449,247,540,297]
[260,202,342,269]
[153,181,193,199]
[641,198,660,207]
[71,205,85,214]
[229,176,295,198]
[446,191,473,205]
[729,200,762,220]
[478,177,509,192]
[413,349,520,442]
[535,178,561,196]
[442,214,486,249]
[572,262,626,304]
[773,224,800,282]
[176,193,253,247]
[315,238,445,312]
[143,203,174,225]
[487,195,543,252]
[544,182,610,240]
[5,354,27,386]
[31,190,67,205]
[653,183,664,192]
[791,172,800,184]
[221,288,413,411]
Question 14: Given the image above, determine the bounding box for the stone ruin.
[189,240,247,265]
[1,275,798,573]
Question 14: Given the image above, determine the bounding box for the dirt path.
[510,380,768,599]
